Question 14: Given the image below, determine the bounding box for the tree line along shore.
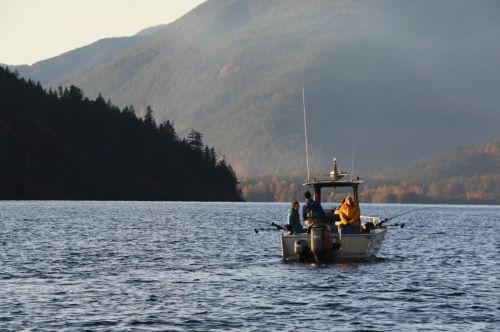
[0,66,242,201]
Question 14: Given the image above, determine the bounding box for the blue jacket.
[302,198,325,220]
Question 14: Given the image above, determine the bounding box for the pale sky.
[0,0,206,65]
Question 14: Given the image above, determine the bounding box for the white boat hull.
[281,228,387,263]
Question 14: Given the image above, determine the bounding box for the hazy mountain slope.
[13,36,146,83]
[241,140,500,204]
[134,24,168,37]
[373,141,500,183]
[12,0,500,177]
[11,23,170,82]
[362,140,500,203]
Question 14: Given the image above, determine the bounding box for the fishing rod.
[384,223,405,229]
[254,222,285,234]
[379,206,429,227]
[256,207,427,233]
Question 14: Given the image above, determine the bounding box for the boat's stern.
[281,226,387,263]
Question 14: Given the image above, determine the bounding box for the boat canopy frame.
[303,179,364,207]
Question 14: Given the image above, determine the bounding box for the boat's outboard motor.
[310,225,333,263]
[294,240,309,262]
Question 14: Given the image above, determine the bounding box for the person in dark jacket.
[302,191,325,220]
[287,201,304,234]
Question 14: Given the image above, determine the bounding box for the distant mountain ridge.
[11,0,500,177]
[13,35,151,83]
[134,24,168,37]
[241,140,500,204]
[362,140,500,204]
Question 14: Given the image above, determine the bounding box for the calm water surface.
[0,201,499,331]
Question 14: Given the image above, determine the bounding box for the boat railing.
[361,215,381,225]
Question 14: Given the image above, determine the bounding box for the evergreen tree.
[159,120,177,141]
[203,146,217,165]
[0,66,242,201]
[144,105,156,128]
[187,129,203,152]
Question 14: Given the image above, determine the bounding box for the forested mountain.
[362,140,500,204]
[0,66,241,201]
[11,0,500,178]
[241,140,500,204]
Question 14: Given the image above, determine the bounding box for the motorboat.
[281,158,387,263]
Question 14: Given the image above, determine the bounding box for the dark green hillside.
[12,0,500,177]
[0,67,241,201]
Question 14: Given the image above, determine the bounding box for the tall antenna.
[351,144,355,180]
[302,88,310,181]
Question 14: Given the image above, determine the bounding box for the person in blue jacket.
[287,201,304,234]
[302,190,325,220]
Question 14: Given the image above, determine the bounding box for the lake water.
[0,201,499,331]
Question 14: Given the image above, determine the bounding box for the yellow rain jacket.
[339,203,361,227]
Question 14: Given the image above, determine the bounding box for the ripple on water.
[0,202,499,331]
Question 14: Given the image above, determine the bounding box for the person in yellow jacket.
[338,195,361,234]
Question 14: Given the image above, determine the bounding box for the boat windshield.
[320,186,357,211]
